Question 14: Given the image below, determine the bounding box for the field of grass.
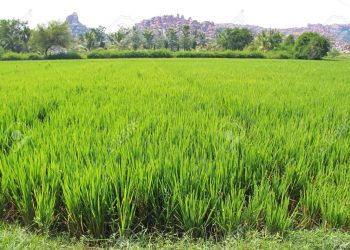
[0,59,349,242]
[1,223,349,249]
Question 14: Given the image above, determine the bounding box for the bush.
[0,52,44,61]
[0,47,4,58]
[266,50,294,59]
[175,50,265,59]
[27,53,43,60]
[1,52,26,61]
[327,49,341,58]
[294,32,331,60]
[87,50,173,59]
[45,52,83,60]
[87,50,266,59]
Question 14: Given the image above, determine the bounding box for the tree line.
[0,19,333,60]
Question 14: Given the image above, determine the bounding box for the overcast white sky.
[1,0,350,30]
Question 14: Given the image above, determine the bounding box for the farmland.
[0,59,349,242]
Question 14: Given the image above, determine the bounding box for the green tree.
[108,28,127,49]
[179,25,191,51]
[217,28,253,50]
[154,35,168,49]
[254,29,283,51]
[143,29,154,49]
[197,32,207,48]
[130,27,143,50]
[294,32,331,60]
[30,21,72,55]
[0,19,31,52]
[167,28,179,51]
[84,31,96,51]
[284,35,295,47]
[90,26,106,48]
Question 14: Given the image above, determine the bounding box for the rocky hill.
[136,15,350,52]
[66,13,350,52]
[66,12,89,37]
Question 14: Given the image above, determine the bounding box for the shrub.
[175,50,265,58]
[327,49,341,58]
[27,53,43,60]
[266,50,294,59]
[0,46,4,58]
[1,52,26,60]
[45,52,83,60]
[87,50,173,59]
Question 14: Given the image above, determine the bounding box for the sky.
[1,0,350,30]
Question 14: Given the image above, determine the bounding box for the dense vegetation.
[0,19,333,60]
[0,59,349,239]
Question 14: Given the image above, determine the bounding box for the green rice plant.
[33,163,60,231]
[108,164,136,237]
[265,192,292,233]
[3,159,36,226]
[175,189,214,237]
[0,58,349,239]
[62,166,112,237]
[214,188,245,235]
[61,165,85,237]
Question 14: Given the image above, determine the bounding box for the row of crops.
[0,59,349,238]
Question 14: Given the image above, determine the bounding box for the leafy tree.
[197,32,207,48]
[90,26,106,48]
[108,28,129,49]
[154,35,168,49]
[83,31,96,51]
[284,35,295,47]
[254,29,283,51]
[30,21,72,55]
[0,19,31,52]
[217,28,253,50]
[143,29,154,49]
[179,25,191,51]
[167,28,179,51]
[294,32,331,60]
[129,27,143,50]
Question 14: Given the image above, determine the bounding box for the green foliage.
[129,27,144,50]
[30,21,72,55]
[1,52,27,60]
[108,28,127,49]
[82,26,106,51]
[0,46,4,57]
[284,35,295,47]
[266,50,294,59]
[45,52,83,60]
[167,28,179,51]
[86,50,266,59]
[217,28,254,50]
[175,50,265,58]
[253,29,284,52]
[179,25,191,51]
[87,49,173,58]
[327,48,341,58]
[0,19,31,53]
[294,32,331,60]
[0,224,350,249]
[90,26,106,49]
[143,29,154,49]
[0,52,42,61]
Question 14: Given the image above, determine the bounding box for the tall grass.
[0,59,349,238]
